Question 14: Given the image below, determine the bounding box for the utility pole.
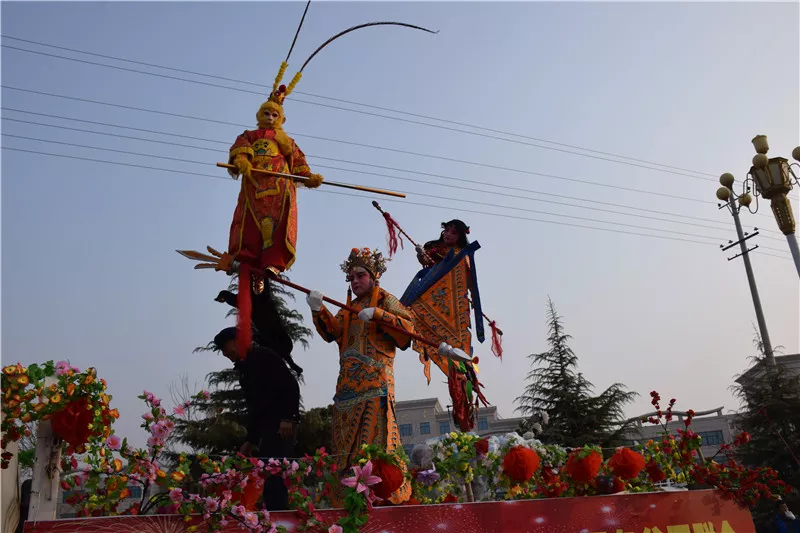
[717,173,776,366]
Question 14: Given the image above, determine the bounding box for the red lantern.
[371,458,405,500]
[51,397,94,446]
[502,446,540,483]
[608,447,645,480]
[565,449,602,483]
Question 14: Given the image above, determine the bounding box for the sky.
[2,1,798,449]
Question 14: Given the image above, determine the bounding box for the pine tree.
[171,275,312,455]
[514,297,637,448]
[731,332,800,529]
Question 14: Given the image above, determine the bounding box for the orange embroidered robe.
[228,129,314,273]
[312,287,414,505]
[413,244,474,384]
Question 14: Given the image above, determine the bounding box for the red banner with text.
[24,490,755,533]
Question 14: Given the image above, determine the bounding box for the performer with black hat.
[212,323,301,511]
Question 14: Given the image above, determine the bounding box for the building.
[394,398,526,455]
[622,407,738,461]
[735,353,800,388]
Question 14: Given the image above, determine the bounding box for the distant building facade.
[622,407,738,461]
[394,397,526,455]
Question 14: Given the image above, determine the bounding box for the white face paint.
[349,266,374,297]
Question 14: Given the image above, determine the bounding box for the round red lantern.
[502,446,540,483]
[371,458,405,500]
[565,449,602,483]
[608,447,645,480]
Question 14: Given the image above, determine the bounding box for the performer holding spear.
[182,0,436,357]
[373,202,501,432]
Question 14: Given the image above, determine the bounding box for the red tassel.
[382,211,404,257]
[237,263,253,359]
[489,320,503,359]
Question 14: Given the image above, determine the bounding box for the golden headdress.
[341,247,388,280]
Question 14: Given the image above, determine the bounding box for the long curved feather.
[300,21,438,72]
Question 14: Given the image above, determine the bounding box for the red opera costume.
[227,128,316,273]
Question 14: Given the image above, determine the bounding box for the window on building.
[439,421,450,434]
[477,417,489,431]
[420,422,431,435]
[399,424,413,437]
[698,430,724,446]
[128,486,143,499]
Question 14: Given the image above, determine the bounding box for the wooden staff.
[175,248,472,364]
[217,163,406,198]
[467,297,503,336]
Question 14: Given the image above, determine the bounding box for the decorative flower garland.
[7,362,793,533]
[2,360,119,469]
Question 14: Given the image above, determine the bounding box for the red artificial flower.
[608,448,645,480]
[541,466,558,483]
[502,446,540,483]
[443,494,459,503]
[474,438,489,456]
[645,460,667,483]
[612,477,626,493]
[565,449,603,483]
[371,458,405,500]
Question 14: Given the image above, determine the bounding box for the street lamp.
[746,135,800,277]
[716,172,776,366]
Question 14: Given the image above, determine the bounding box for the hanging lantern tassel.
[489,320,503,359]
[382,210,404,257]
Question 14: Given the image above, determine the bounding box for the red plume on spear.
[382,211,404,257]
[373,201,405,258]
[489,320,503,359]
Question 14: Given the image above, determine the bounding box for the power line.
[0,132,736,242]
[1,141,792,259]
[1,36,716,180]
[0,85,716,205]
[0,145,734,249]
[6,112,772,238]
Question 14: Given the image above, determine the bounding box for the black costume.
[213,281,302,511]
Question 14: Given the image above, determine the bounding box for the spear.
[175,247,473,364]
[217,163,405,198]
[371,201,504,351]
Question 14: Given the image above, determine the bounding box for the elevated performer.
[402,220,490,432]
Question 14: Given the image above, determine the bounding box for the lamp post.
[716,173,776,366]
[746,135,800,278]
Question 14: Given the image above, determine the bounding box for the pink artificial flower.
[55,361,72,376]
[169,488,183,503]
[173,405,185,416]
[150,422,169,439]
[328,526,343,533]
[222,490,233,501]
[200,390,210,399]
[244,512,259,528]
[142,412,154,421]
[147,436,164,449]
[231,505,246,517]
[341,461,382,495]
[204,497,219,513]
[106,435,121,451]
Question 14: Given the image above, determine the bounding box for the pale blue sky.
[2,1,798,448]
